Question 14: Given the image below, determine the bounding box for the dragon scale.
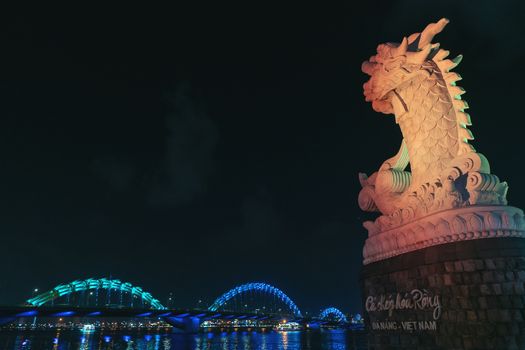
[395,60,460,187]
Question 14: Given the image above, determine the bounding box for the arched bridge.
[208,282,302,317]
[0,279,352,332]
[26,278,165,310]
[319,307,348,323]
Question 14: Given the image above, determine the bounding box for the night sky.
[1,1,525,315]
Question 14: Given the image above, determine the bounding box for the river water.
[0,329,368,350]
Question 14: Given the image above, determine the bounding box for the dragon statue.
[358,18,508,235]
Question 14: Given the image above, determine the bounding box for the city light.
[1,279,361,335]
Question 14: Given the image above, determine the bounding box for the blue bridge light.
[86,311,101,316]
[15,311,37,317]
[208,282,302,317]
[319,307,348,323]
[52,311,75,317]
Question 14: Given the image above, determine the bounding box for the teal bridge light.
[26,278,166,310]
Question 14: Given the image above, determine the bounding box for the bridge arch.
[319,307,348,322]
[208,282,302,317]
[26,278,165,310]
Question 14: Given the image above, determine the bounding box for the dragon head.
[362,18,450,114]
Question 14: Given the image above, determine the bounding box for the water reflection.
[0,329,367,350]
[322,330,346,350]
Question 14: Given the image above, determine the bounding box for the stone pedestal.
[362,237,525,350]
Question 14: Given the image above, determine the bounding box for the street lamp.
[166,292,174,308]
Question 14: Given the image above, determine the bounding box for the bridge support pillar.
[164,316,201,333]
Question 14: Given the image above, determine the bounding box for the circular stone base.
[361,237,525,350]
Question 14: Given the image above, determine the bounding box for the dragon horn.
[419,18,449,48]
[407,43,432,64]
[393,37,408,57]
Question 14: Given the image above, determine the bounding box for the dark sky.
[1,1,525,315]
